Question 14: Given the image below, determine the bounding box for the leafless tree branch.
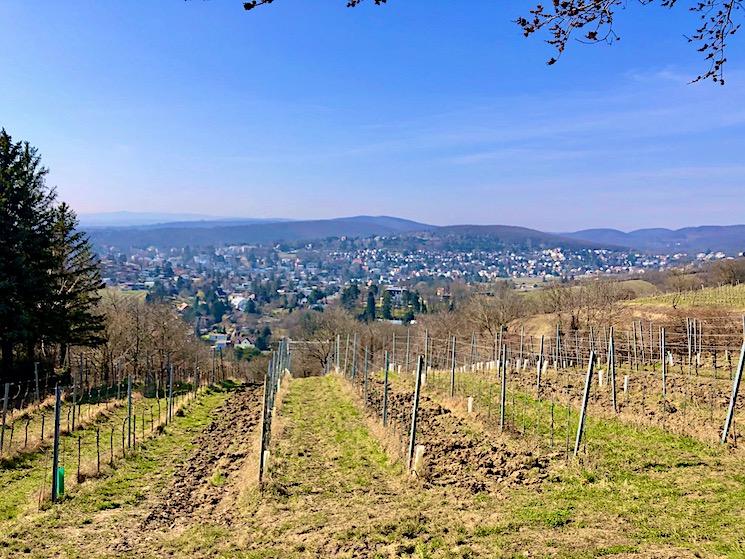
[241,0,741,84]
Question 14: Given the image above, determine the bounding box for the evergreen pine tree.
[47,203,106,360]
[364,291,376,322]
[0,130,107,381]
[381,289,393,320]
[0,129,56,378]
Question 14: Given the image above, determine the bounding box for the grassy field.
[367,369,745,558]
[616,279,659,298]
[630,283,745,310]
[0,391,177,521]
[2,374,744,558]
[518,279,658,303]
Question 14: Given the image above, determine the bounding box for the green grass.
[0,396,162,520]
[252,374,745,557]
[209,469,227,487]
[0,387,230,558]
[630,283,745,309]
[393,368,745,557]
[4,373,745,557]
[269,375,401,494]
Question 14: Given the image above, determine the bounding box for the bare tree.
[516,0,741,84]
[664,269,702,308]
[465,285,526,338]
[243,0,742,84]
[286,307,356,374]
[94,291,212,385]
[710,258,745,286]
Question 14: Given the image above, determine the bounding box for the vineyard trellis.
[0,340,264,506]
[258,338,290,484]
[322,315,745,469]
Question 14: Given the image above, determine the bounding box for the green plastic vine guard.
[56,466,65,498]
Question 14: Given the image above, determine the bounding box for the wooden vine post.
[407,356,424,471]
[574,351,596,457]
[722,342,745,444]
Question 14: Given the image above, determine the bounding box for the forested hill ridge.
[562,225,745,255]
[86,215,435,249]
[86,215,745,256]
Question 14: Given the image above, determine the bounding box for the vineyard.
[1,317,745,558]
[631,283,745,310]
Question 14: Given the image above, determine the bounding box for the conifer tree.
[0,130,106,380]
[0,129,56,376]
[47,203,106,362]
[364,291,376,322]
[381,289,393,320]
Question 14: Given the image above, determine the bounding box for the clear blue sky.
[2,1,744,230]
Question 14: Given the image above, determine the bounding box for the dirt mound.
[141,384,262,529]
[415,404,552,492]
[362,379,553,493]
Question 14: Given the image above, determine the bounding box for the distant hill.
[87,215,435,248]
[431,225,611,251]
[563,225,745,255]
[79,211,286,228]
[85,215,745,255]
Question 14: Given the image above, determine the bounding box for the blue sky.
[2,1,744,230]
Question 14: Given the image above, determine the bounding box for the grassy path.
[241,375,410,558]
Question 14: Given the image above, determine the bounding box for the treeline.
[288,263,745,375]
[0,130,104,381]
[92,291,267,387]
[285,277,639,373]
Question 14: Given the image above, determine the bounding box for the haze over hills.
[78,211,288,228]
[563,226,745,256]
[87,215,435,248]
[85,216,616,252]
[84,214,745,256]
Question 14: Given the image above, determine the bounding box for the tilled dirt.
[415,405,553,492]
[133,384,263,534]
[363,380,553,493]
